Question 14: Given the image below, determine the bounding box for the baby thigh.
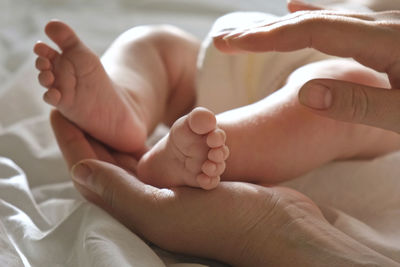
[288,58,400,158]
[286,58,389,91]
[220,59,400,183]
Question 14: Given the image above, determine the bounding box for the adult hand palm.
[50,110,324,266]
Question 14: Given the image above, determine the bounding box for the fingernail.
[223,32,242,40]
[72,163,92,185]
[288,0,306,4]
[212,31,229,39]
[299,84,332,110]
[211,28,236,38]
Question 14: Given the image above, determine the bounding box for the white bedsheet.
[1,1,285,266]
[1,0,400,266]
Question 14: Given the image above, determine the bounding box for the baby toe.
[208,146,228,162]
[196,173,220,190]
[206,128,226,148]
[45,20,81,51]
[221,145,230,160]
[34,42,58,60]
[201,160,220,177]
[215,161,226,176]
[38,71,55,87]
[43,88,61,106]
[188,107,216,135]
[36,57,51,71]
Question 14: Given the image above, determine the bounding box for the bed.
[1,0,400,266]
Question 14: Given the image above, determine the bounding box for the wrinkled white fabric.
[1,0,284,266]
[0,60,168,267]
[2,0,400,266]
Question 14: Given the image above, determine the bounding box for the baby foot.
[34,20,147,153]
[137,107,229,190]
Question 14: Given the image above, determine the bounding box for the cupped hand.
[214,0,400,133]
[49,110,334,266]
[50,110,398,266]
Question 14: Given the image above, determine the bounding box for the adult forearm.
[250,215,399,267]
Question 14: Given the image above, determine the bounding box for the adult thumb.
[70,159,166,229]
[298,79,400,133]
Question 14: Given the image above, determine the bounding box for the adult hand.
[50,110,397,266]
[214,0,400,133]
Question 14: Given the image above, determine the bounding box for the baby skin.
[34,21,147,154]
[36,21,400,190]
[138,107,229,189]
[34,20,227,189]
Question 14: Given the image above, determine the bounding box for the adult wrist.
[236,206,397,267]
[279,215,398,267]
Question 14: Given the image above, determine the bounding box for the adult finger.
[298,79,400,133]
[213,34,241,54]
[69,159,254,264]
[50,110,125,166]
[219,13,400,87]
[71,159,168,233]
[87,138,117,164]
[110,152,138,174]
[51,110,166,232]
[49,110,109,205]
[287,0,322,13]
[50,110,97,169]
[213,9,372,54]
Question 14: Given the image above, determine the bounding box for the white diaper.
[196,12,332,114]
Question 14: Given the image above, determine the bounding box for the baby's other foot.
[137,107,229,190]
[34,20,147,153]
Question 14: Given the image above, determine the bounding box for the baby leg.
[219,59,400,184]
[34,21,199,154]
[137,107,229,190]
